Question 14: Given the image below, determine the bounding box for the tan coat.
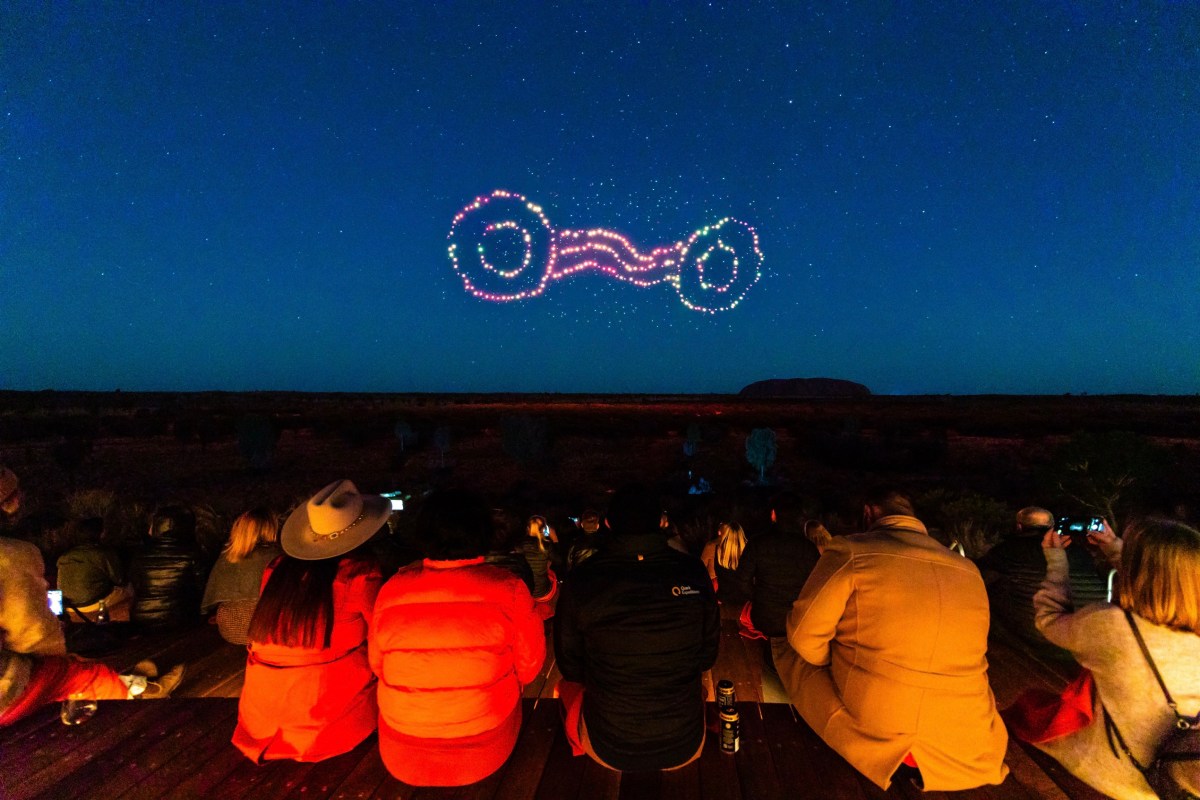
[779,516,1009,790]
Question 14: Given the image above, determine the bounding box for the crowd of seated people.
[2,457,1197,796]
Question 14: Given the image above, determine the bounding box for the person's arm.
[1033,530,1092,651]
[2,542,67,656]
[786,544,853,667]
[1086,520,1123,570]
[699,573,720,671]
[553,580,586,683]
[511,582,547,685]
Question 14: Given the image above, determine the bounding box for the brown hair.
[1115,517,1200,636]
[222,508,278,563]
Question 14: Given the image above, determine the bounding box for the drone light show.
[447,190,763,314]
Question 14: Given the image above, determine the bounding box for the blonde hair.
[715,522,747,571]
[527,515,548,553]
[223,508,278,563]
[1115,517,1200,636]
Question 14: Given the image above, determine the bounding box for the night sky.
[3,3,1198,395]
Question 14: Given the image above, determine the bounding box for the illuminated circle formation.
[447,190,763,313]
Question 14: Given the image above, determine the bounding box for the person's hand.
[1087,519,1118,549]
[1042,529,1071,550]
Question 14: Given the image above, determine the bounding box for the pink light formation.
[447,190,763,313]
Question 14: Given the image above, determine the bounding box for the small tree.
[393,420,416,452]
[1043,431,1166,532]
[432,426,452,468]
[237,414,278,472]
[745,428,778,484]
[683,422,702,458]
[501,415,550,465]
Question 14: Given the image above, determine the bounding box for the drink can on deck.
[719,707,740,754]
[716,679,736,711]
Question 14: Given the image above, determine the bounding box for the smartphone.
[541,524,551,540]
[381,491,405,511]
[1058,516,1103,536]
[48,589,64,617]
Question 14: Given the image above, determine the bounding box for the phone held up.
[47,589,64,617]
[381,491,407,512]
[1057,516,1103,537]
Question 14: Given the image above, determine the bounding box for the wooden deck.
[0,620,1109,800]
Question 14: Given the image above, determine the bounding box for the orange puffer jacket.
[370,558,545,769]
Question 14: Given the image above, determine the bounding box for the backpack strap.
[1124,609,1179,714]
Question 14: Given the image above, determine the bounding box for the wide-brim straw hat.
[281,479,391,560]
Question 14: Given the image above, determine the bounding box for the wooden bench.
[0,622,1108,799]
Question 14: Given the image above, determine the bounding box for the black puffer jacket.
[737,527,822,637]
[129,532,204,630]
[554,532,719,771]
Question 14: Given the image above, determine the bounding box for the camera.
[381,491,407,512]
[1057,516,1103,536]
[47,589,63,617]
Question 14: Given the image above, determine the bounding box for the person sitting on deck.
[976,506,1111,660]
[56,516,133,622]
[1,466,182,728]
[201,507,282,645]
[370,489,546,786]
[232,480,385,763]
[129,504,205,631]
[554,484,719,772]
[736,493,822,668]
[1020,517,1200,799]
[700,520,749,606]
[520,513,561,618]
[776,488,1009,791]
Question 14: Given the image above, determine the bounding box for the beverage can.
[719,707,740,754]
[716,679,736,711]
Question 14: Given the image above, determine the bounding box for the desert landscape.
[3,391,1197,566]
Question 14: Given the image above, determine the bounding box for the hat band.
[310,509,367,542]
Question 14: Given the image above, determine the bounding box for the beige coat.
[779,516,1009,790]
[1,537,67,714]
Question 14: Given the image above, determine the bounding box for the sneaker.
[140,664,185,699]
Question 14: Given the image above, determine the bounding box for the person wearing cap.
[1,466,182,726]
[232,480,387,763]
[370,489,546,786]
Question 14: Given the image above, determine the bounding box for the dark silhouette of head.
[862,489,915,527]
[605,484,665,538]
[416,489,492,560]
[150,505,196,543]
[1015,506,1054,537]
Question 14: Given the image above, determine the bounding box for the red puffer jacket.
[370,557,546,785]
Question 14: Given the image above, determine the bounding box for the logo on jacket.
[671,585,701,597]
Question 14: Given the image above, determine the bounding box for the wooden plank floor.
[0,622,1109,799]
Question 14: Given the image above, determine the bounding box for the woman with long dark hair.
[231,481,387,763]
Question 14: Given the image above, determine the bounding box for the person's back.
[130,506,204,630]
[554,486,719,772]
[739,525,821,637]
[781,492,1008,791]
[56,519,126,611]
[978,510,1111,658]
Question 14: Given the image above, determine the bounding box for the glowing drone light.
[446,190,763,313]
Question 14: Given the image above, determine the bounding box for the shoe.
[140,664,185,699]
[132,660,159,679]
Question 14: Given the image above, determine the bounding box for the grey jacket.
[1034,547,1200,799]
